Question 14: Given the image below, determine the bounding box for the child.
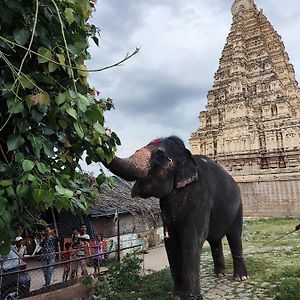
[70,236,80,279]
[62,242,72,281]
[93,233,105,274]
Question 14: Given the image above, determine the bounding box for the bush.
[91,253,143,299]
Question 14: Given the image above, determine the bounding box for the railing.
[0,241,144,299]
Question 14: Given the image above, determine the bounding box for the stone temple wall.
[190,0,300,218]
[238,178,300,217]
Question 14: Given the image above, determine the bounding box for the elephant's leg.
[226,212,249,281]
[164,233,183,295]
[208,239,226,278]
[177,225,207,300]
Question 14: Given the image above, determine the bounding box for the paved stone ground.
[143,244,276,300]
[200,250,274,300]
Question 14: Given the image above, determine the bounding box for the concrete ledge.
[23,280,87,300]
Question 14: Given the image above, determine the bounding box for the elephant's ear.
[175,150,198,189]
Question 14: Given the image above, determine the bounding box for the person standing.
[12,236,27,257]
[40,226,58,286]
[77,224,91,276]
[62,242,72,282]
[93,233,105,274]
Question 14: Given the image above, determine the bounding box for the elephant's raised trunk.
[105,147,151,181]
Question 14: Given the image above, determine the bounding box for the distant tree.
[0,0,136,254]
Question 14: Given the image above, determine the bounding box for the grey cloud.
[85,0,300,169]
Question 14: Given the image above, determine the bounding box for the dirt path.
[142,244,169,273]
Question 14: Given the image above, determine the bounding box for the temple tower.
[190,0,300,217]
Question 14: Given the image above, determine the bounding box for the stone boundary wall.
[237,178,300,217]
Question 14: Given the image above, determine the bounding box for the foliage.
[90,267,172,300]
[0,0,121,253]
[91,253,143,299]
[147,231,159,248]
[224,218,300,299]
[275,279,300,300]
[93,218,299,299]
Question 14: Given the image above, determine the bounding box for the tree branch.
[88,47,140,72]
[0,36,139,73]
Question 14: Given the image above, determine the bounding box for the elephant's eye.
[151,148,167,166]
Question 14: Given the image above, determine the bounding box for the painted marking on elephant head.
[150,138,161,145]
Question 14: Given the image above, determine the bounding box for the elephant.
[105,136,248,300]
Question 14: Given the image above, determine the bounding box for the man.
[40,227,58,286]
[79,224,90,240]
[77,224,91,276]
[12,236,27,257]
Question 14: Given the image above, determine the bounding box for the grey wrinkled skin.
[106,136,248,298]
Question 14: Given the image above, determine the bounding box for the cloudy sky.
[84,0,300,172]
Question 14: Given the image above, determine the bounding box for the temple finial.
[231,0,256,16]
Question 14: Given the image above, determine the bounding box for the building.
[89,177,162,238]
[190,0,300,217]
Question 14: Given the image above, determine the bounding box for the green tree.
[0,0,135,254]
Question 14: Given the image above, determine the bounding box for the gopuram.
[190,0,300,217]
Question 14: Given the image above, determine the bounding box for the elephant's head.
[106,136,198,198]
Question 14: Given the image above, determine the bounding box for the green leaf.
[69,90,77,99]
[56,54,66,69]
[13,28,30,46]
[16,184,30,198]
[44,141,55,157]
[7,99,24,114]
[1,210,12,224]
[48,61,58,73]
[22,159,35,172]
[64,8,75,25]
[77,64,88,77]
[78,94,90,112]
[66,107,78,120]
[96,173,106,185]
[86,108,104,123]
[6,185,15,197]
[38,47,52,64]
[27,174,37,182]
[0,196,7,215]
[15,152,24,162]
[74,41,88,53]
[0,180,12,187]
[55,185,74,198]
[96,147,105,160]
[74,122,84,139]
[19,74,35,89]
[33,188,54,204]
[7,134,25,151]
[56,92,68,105]
[93,123,106,134]
[37,162,47,174]
[107,176,116,188]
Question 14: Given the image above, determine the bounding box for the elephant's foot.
[216,271,227,278]
[233,255,249,281]
[234,275,250,281]
[214,266,227,278]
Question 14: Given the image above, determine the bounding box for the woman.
[40,226,58,286]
